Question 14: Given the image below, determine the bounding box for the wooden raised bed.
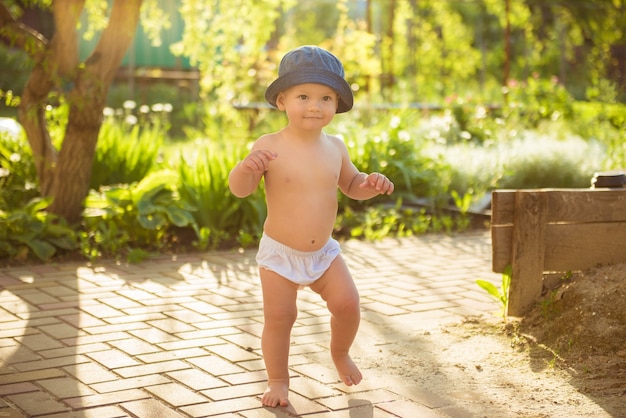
[491,188,626,316]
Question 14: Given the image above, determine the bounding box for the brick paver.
[0,231,503,417]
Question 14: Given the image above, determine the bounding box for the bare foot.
[262,379,289,407]
[332,351,363,386]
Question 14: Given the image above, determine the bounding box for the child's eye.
[297,95,308,100]
[322,96,333,101]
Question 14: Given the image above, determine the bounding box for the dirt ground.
[361,262,625,417]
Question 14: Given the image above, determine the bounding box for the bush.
[177,141,266,249]
[571,101,626,169]
[0,197,76,261]
[336,201,433,240]
[437,134,606,193]
[504,75,575,128]
[333,109,450,205]
[0,95,618,264]
[81,170,196,261]
[497,135,605,189]
[91,106,165,189]
[107,82,195,139]
[0,128,38,210]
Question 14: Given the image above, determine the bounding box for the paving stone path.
[0,231,501,417]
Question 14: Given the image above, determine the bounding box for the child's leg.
[310,255,363,386]
[259,268,299,407]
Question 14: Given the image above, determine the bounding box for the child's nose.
[309,100,322,111]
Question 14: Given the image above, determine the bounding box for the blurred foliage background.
[0,0,624,263]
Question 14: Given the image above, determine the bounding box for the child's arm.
[358,171,394,196]
[228,149,277,198]
[336,140,394,200]
[342,171,394,200]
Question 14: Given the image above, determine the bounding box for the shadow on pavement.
[1,232,618,416]
[0,266,83,416]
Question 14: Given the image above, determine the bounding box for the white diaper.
[255,233,341,286]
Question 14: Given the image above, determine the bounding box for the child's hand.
[360,173,394,195]
[241,150,278,174]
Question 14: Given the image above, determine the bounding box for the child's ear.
[276,92,287,111]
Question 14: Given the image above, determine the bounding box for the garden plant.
[0,0,624,263]
[0,89,623,263]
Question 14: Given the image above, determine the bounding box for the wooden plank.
[492,188,626,225]
[492,222,626,273]
[545,189,626,223]
[491,225,512,273]
[492,187,626,316]
[543,222,626,271]
[491,190,516,225]
[507,191,548,316]
[490,189,515,272]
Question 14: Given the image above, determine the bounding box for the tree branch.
[87,0,143,83]
[50,0,85,76]
[1,2,57,194]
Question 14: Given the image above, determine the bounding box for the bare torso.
[256,131,344,251]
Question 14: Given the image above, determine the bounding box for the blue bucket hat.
[265,46,354,113]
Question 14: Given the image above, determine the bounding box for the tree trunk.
[44,0,143,223]
[18,62,58,194]
[4,0,142,223]
[0,2,58,195]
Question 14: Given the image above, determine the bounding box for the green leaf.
[476,279,501,300]
[502,266,512,295]
[26,238,56,261]
[47,236,77,251]
[24,197,53,213]
[165,206,195,227]
[138,212,167,230]
[44,223,75,237]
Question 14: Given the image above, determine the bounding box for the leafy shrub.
[495,135,605,189]
[336,201,432,240]
[504,75,575,127]
[0,94,618,264]
[44,98,168,191]
[90,105,166,189]
[0,198,76,261]
[106,83,193,138]
[177,141,266,249]
[0,128,38,210]
[571,101,626,169]
[334,110,450,205]
[437,134,606,193]
[443,95,500,144]
[81,169,196,261]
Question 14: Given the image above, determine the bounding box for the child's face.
[276,83,339,130]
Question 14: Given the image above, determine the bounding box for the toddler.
[228,45,394,408]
